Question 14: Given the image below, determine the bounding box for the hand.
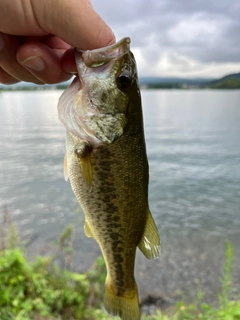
[0,0,115,85]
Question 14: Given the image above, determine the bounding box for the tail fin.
[104,278,140,320]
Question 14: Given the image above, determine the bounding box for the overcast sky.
[92,0,240,79]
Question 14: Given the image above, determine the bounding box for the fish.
[57,37,160,320]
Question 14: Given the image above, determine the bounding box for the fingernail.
[21,56,45,71]
[0,33,5,51]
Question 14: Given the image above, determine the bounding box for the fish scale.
[58,37,160,320]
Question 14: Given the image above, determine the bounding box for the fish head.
[76,37,137,115]
[58,37,140,147]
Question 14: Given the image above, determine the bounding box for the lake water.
[0,89,240,303]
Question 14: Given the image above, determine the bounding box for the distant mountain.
[204,72,240,89]
[139,76,216,88]
[139,73,240,89]
[1,77,215,91]
[1,73,240,91]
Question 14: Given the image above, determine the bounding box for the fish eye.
[116,71,132,90]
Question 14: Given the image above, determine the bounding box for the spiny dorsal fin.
[75,143,93,189]
[63,153,69,181]
[138,207,161,259]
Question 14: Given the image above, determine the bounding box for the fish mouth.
[75,37,131,68]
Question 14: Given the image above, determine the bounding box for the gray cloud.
[92,0,240,78]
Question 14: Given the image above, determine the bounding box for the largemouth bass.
[57,37,160,320]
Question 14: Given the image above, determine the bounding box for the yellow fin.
[104,277,140,320]
[75,144,93,189]
[63,153,68,181]
[84,219,95,238]
[138,207,161,259]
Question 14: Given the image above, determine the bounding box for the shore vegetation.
[0,209,239,320]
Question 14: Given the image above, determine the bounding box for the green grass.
[0,209,239,319]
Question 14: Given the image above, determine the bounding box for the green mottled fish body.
[58,38,160,320]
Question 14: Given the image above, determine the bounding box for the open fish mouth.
[75,37,131,68]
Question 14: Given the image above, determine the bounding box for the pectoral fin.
[138,207,161,259]
[75,143,93,189]
[63,153,69,181]
[84,219,95,238]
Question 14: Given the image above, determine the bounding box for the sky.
[91,0,240,79]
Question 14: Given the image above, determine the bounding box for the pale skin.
[0,0,115,85]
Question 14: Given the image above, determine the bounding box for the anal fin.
[138,207,161,259]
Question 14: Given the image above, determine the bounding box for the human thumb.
[31,0,115,49]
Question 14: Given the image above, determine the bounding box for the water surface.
[0,89,240,302]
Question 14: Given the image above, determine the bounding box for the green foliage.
[173,240,240,320]
[0,210,108,320]
[210,78,240,89]
[0,247,94,319]
[219,240,233,307]
[0,208,19,251]
[0,209,239,320]
[141,310,173,320]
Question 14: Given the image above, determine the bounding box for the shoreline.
[25,229,240,309]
